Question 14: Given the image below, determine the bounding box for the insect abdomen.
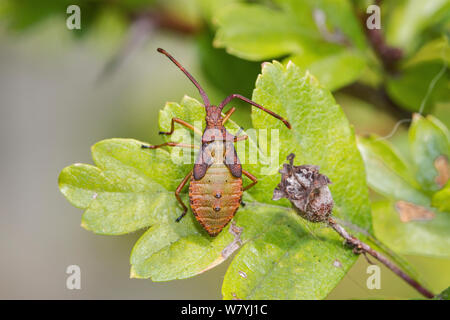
[189,163,242,236]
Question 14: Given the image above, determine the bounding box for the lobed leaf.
[59,139,185,235]
[130,204,243,281]
[222,61,373,299]
[250,61,372,229]
[61,61,374,299]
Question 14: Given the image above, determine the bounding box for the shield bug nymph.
[142,48,291,236]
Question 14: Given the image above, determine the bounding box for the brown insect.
[142,48,291,236]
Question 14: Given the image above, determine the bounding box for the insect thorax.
[205,105,223,127]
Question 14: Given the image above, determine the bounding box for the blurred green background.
[0,0,449,299]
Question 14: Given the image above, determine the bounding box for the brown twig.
[363,26,403,73]
[328,217,435,299]
[339,1,410,120]
[357,0,403,73]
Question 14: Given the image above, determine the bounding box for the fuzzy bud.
[272,153,334,222]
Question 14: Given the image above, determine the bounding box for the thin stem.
[327,217,434,299]
[355,0,403,73]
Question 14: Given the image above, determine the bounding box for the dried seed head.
[273,153,334,222]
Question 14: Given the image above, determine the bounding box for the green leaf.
[432,185,450,212]
[275,0,367,50]
[58,96,266,280]
[222,205,355,300]
[357,135,430,205]
[222,61,373,299]
[59,139,186,235]
[372,201,450,258]
[60,61,374,299]
[213,1,367,91]
[386,62,450,112]
[409,114,450,193]
[214,3,313,61]
[386,0,450,52]
[403,36,450,68]
[288,49,366,91]
[130,205,253,281]
[250,61,372,229]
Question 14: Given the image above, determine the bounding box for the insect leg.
[221,107,236,125]
[141,142,199,149]
[232,127,247,142]
[242,169,258,191]
[234,135,248,142]
[159,118,202,136]
[224,126,247,142]
[219,94,291,129]
[175,170,193,222]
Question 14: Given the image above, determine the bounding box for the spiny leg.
[234,135,248,142]
[234,126,247,142]
[242,169,258,191]
[175,170,193,222]
[159,117,202,136]
[222,107,236,125]
[141,142,199,149]
[219,93,291,129]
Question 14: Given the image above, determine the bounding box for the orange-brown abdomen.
[189,162,242,236]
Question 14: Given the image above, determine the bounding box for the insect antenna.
[157,48,211,107]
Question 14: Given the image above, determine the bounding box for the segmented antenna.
[157,48,211,107]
